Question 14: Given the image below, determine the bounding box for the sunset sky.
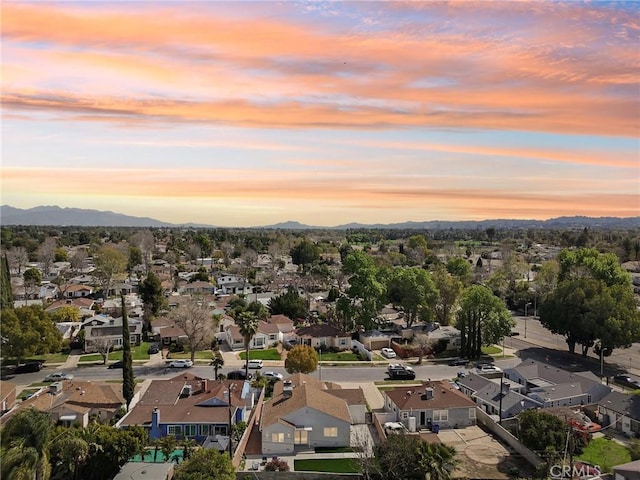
[2,1,638,227]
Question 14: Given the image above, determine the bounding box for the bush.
[264,458,290,472]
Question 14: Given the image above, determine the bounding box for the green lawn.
[577,438,631,473]
[318,351,360,361]
[79,343,152,363]
[481,345,502,355]
[294,458,359,473]
[167,350,215,360]
[4,353,71,364]
[239,349,281,360]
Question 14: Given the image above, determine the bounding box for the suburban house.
[0,381,17,416]
[179,281,216,296]
[225,315,296,351]
[504,359,612,407]
[260,374,352,455]
[359,330,391,350]
[45,298,95,318]
[294,324,352,351]
[119,373,251,446]
[456,372,539,419]
[82,314,143,353]
[594,391,640,437]
[62,284,94,299]
[2,381,126,427]
[215,273,254,295]
[383,380,478,431]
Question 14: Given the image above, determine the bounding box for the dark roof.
[296,324,348,338]
[598,391,640,420]
[385,381,476,411]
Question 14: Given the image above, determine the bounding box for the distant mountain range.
[1,205,638,230]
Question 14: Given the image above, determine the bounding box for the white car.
[169,359,193,368]
[384,421,407,434]
[246,359,263,369]
[476,364,502,374]
[44,372,74,382]
[381,348,396,359]
[262,371,284,381]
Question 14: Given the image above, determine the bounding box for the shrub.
[264,458,290,471]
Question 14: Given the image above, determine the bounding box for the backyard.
[576,437,631,473]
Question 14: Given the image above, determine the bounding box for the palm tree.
[211,351,224,380]
[1,409,54,480]
[236,311,259,379]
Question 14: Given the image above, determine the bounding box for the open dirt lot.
[438,426,525,479]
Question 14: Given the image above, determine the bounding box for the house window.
[294,430,308,444]
[271,433,285,443]
[469,408,476,419]
[401,412,409,419]
[339,338,347,345]
[184,425,197,436]
[323,427,338,437]
[433,410,448,422]
[167,425,183,436]
[254,338,265,347]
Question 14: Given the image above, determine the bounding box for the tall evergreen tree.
[139,270,165,336]
[121,293,135,410]
[0,253,14,309]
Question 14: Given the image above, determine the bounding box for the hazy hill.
[1,205,638,229]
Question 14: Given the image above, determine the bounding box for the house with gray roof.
[595,391,640,437]
[504,359,611,407]
[456,373,536,419]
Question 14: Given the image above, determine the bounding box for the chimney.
[49,382,63,396]
[283,380,293,397]
[150,408,162,439]
[201,379,208,393]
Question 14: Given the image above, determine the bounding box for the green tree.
[290,239,320,272]
[1,305,62,362]
[158,435,177,463]
[284,345,318,374]
[23,267,42,300]
[49,428,89,480]
[236,311,259,379]
[339,251,386,331]
[1,253,14,309]
[385,267,438,328]
[375,433,456,480]
[121,294,135,410]
[139,270,165,335]
[540,248,640,357]
[268,287,308,320]
[446,257,473,286]
[127,246,143,274]
[456,285,513,359]
[1,408,55,480]
[432,265,463,326]
[173,447,235,480]
[50,305,80,323]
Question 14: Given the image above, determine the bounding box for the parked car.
[384,422,408,435]
[477,364,502,374]
[246,359,263,369]
[107,360,124,369]
[386,364,416,380]
[44,372,74,382]
[613,374,640,390]
[168,359,193,368]
[381,348,396,359]
[448,357,469,366]
[148,345,160,354]
[15,361,44,373]
[227,370,253,380]
[262,371,284,381]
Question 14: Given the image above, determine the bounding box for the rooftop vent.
[180,385,192,398]
[423,387,434,400]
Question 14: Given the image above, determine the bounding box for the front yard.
[239,348,281,360]
[79,342,152,363]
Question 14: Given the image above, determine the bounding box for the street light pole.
[524,302,532,338]
[224,390,233,458]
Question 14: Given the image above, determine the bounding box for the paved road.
[510,315,640,377]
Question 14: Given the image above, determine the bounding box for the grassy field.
[577,438,631,473]
[318,351,360,361]
[239,349,281,360]
[481,345,502,355]
[294,458,360,473]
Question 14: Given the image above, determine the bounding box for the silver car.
[44,372,74,382]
